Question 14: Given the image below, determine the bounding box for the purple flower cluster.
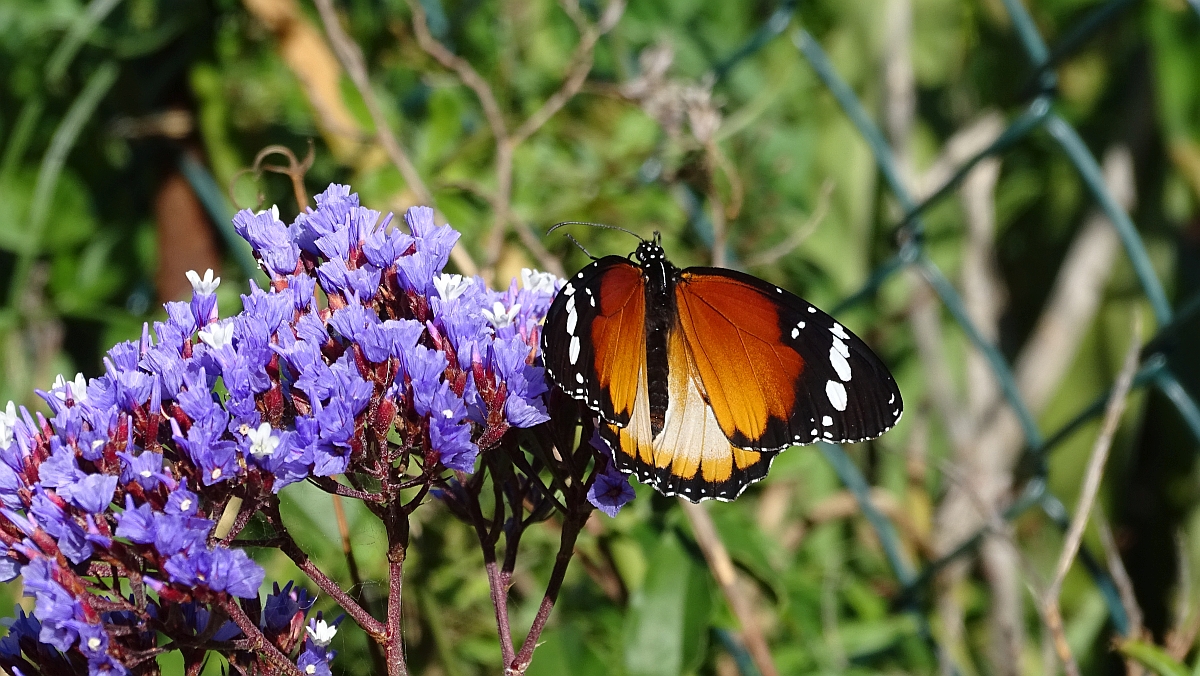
[0,184,569,674]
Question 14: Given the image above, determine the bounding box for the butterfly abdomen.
[643,259,677,436]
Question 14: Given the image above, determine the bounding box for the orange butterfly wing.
[676,269,902,450]
[602,314,776,501]
[547,258,902,503]
[542,256,646,426]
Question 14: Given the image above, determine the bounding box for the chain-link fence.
[712,0,1200,665]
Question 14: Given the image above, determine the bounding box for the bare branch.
[681,500,779,676]
[1043,313,1142,675]
[1012,146,1134,414]
[934,145,1134,555]
[313,0,478,276]
[406,0,508,141]
[743,180,833,268]
[1093,509,1144,640]
[510,1,625,146]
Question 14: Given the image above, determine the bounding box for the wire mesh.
[778,0,1200,649]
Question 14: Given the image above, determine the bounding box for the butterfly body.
[543,233,902,502]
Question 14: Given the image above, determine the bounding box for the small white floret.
[0,401,18,450]
[186,269,221,295]
[307,618,338,647]
[433,273,472,302]
[247,422,280,459]
[521,268,558,295]
[483,301,522,329]
[198,320,236,349]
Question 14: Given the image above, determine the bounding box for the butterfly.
[541,231,903,502]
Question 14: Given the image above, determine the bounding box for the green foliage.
[2,0,1200,673]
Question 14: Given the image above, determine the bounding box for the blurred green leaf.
[526,626,609,676]
[1117,639,1190,676]
[623,530,712,676]
[0,168,97,255]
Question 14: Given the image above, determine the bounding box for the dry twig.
[1042,313,1142,676]
[1093,509,1144,641]
[681,500,779,676]
[311,0,478,276]
[743,180,833,268]
[932,145,1135,590]
[407,0,624,280]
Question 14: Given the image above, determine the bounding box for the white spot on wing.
[826,380,847,411]
[566,306,578,335]
[832,338,849,359]
[791,327,799,339]
[831,323,849,340]
[569,336,580,364]
[807,306,816,314]
[822,415,833,426]
[563,283,575,296]
[830,347,852,381]
[576,373,584,384]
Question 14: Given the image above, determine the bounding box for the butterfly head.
[634,232,666,265]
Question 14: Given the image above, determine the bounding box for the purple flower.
[587,431,634,517]
[66,618,108,658]
[287,273,317,312]
[119,450,164,489]
[0,181,576,675]
[395,250,440,295]
[406,206,459,271]
[488,337,550,428]
[362,214,410,268]
[233,206,300,277]
[38,447,82,489]
[186,269,220,327]
[114,497,156,544]
[328,301,377,344]
[241,281,293,334]
[170,418,239,486]
[166,483,200,516]
[59,474,117,514]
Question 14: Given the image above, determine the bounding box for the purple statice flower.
[586,430,635,518]
[0,183,570,674]
[233,205,301,278]
[163,548,264,598]
[186,269,220,328]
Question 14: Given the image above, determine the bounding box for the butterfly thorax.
[635,238,677,436]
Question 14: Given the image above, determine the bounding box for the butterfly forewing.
[676,269,903,449]
[542,256,646,425]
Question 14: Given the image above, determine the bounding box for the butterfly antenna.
[546,220,646,242]
[563,233,599,260]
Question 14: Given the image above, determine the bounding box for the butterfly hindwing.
[675,268,903,450]
[542,256,646,426]
[600,313,780,501]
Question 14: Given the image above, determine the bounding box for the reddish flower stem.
[384,506,411,676]
[222,597,305,676]
[486,561,517,667]
[508,514,585,675]
[263,504,386,640]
